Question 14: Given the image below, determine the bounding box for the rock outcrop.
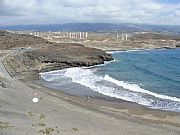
[0,31,113,76]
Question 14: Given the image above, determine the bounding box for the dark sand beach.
[0,31,180,135]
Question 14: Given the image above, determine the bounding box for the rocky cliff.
[0,31,113,76]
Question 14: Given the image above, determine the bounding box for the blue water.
[104,49,180,98]
[40,48,180,112]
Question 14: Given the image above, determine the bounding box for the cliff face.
[0,31,113,76]
[6,44,112,75]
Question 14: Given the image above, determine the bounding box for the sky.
[0,0,180,26]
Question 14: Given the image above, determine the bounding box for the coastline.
[1,30,180,134]
[1,49,180,135]
[29,73,180,127]
[38,48,180,111]
[35,49,180,124]
[105,46,178,53]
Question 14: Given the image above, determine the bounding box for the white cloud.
[0,0,180,25]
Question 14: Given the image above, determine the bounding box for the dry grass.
[32,122,46,127]
[0,121,13,129]
[28,112,35,117]
[72,127,79,131]
[38,128,55,135]
[40,113,46,119]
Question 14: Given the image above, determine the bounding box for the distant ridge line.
[0,23,180,34]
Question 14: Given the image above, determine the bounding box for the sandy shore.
[0,50,180,135]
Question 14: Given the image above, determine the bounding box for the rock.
[6,44,113,74]
[1,31,113,76]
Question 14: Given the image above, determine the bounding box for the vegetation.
[38,128,55,135]
[32,122,46,127]
[28,112,35,117]
[0,121,13,129]
[40,113,46,119]
[72,127,79,131]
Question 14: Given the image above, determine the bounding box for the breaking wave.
[40,67,180,112]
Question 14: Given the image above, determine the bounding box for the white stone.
[32,97,39,103]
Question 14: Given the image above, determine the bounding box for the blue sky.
[0,0,180,26]
[158,0,179,3]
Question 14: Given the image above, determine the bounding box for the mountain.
[0,23,180,34]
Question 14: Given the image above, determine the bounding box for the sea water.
[40,48,180,112]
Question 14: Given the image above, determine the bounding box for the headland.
[0,30,180,135]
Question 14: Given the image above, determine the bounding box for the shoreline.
[1,49,180,135]
[1,30,180,134]
[38,48,180,113]
[106,46,179,53]
[32,51,180,128]
[29,76,180,127]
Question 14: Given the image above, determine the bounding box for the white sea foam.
[90,59,117,68]
[106,51,122,54]
[63,68,152,106]
[40,69,67,82]
[106,49,156,54]
[103,75,180,102]
[40,67,180,112]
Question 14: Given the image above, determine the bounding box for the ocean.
[40,48,180,112]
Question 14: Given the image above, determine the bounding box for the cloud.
[0,0,180,25]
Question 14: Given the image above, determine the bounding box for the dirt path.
[0,50,14,80]
[0,50,180,135]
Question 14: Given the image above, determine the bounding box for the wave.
[91,59,117,68]
[62,68,152,106]
[103,75,180,102]
[40,67,180,112]
[106,49,156,54]
[40,69,67,82]
[106,51,122,54]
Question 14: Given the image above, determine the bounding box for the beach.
[0,31,180,135]
[0,52,180,135]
